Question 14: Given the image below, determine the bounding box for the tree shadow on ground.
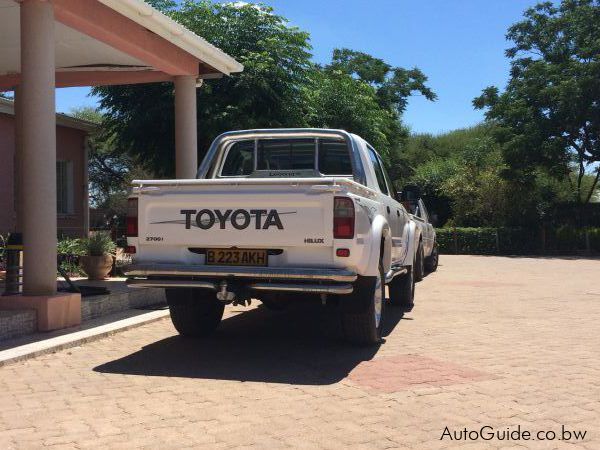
[94,302,408,385]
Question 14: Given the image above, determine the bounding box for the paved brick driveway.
[1,255,599,449]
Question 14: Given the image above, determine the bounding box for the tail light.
[126,197,138,237]
[334,197,354,239]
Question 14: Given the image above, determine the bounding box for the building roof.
[0,0,243,88]
[97,0,243,76]
[0,98,97,132]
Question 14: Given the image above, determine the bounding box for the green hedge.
[436,227,600,255]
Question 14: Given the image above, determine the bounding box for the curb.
[0,309,170,367]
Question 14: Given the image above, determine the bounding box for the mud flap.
[340,275,377,314]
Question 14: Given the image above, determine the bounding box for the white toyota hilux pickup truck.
[124,129,420,344]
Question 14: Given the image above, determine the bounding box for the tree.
[328,49,436,115]
[70,107,149,216]
[474,0,600,205]
[408,127,508,226]
[94,3,435,178]
[304,68,404,158]
[317,49,436,167]
[95,1,312,177]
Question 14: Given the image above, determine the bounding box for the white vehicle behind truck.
[399,186,439,280]
[124,129,421,344]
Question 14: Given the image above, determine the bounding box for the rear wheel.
[165,288,224,337]
[388,265,415,311]
[341,262,385,345]
[425,243,439,273]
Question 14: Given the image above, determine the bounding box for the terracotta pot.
[79,255,114,280]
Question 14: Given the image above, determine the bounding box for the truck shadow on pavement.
[94,303,407,385]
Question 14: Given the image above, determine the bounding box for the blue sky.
[55,0,544,135]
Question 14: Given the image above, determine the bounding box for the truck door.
[367,146,405,264]
[418,199,434,256]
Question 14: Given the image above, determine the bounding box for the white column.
[20,0,57,295]
[174,75,198,179]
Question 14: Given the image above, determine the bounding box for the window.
[257,139,315,170]
[218,138,353,177]
[318,139,353,175]
[367,146,389,195]
[221,141,254,176]
[56,160,74,215]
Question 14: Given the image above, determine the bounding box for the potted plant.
[79,232,117,280]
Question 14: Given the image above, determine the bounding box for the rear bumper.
[123,263,357,295]
[123,263,357,282]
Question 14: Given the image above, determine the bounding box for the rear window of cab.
[219,138,353,177]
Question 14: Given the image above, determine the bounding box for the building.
[0,97,95,237]
[0,0,242,331]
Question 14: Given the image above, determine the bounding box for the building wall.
[56,124,87,237]
[0,114,16,234]
[0,113,88,237]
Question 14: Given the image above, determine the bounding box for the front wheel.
[166,288,224,337]
[341,262,385,345]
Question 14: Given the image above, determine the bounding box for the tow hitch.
[216,280,235,302]
[216,280,252,306]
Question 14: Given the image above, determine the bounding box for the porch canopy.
[0,0,243,297]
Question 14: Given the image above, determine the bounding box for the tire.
[388,264,415,311]
[165,288,224,337]
[425,243,439,273]
[414,241,425,282]
[341,262,385,345]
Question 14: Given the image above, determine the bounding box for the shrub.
[81,232,117,257]
[436,228,497,255]
[436,227,600,255]
[57,237,85,277]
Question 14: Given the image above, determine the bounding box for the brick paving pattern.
[1,255,599,449]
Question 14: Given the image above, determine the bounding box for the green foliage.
[81,232,117,257]
[474,0,600,204]
[304,69,404,157]
[404,125,509,226]
[328,48,437,115]
[57,237,85,256]
[56,237,85,277]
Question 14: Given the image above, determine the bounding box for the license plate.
[205,248,268,266]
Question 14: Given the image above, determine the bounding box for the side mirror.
[401,185,421,201]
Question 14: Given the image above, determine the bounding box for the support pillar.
[20,0,57,295]
[174,75,198,179]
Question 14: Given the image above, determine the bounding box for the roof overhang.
[0,0,243,91]
[0,97,97,132]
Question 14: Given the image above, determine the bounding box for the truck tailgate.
[137,180,335,248]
